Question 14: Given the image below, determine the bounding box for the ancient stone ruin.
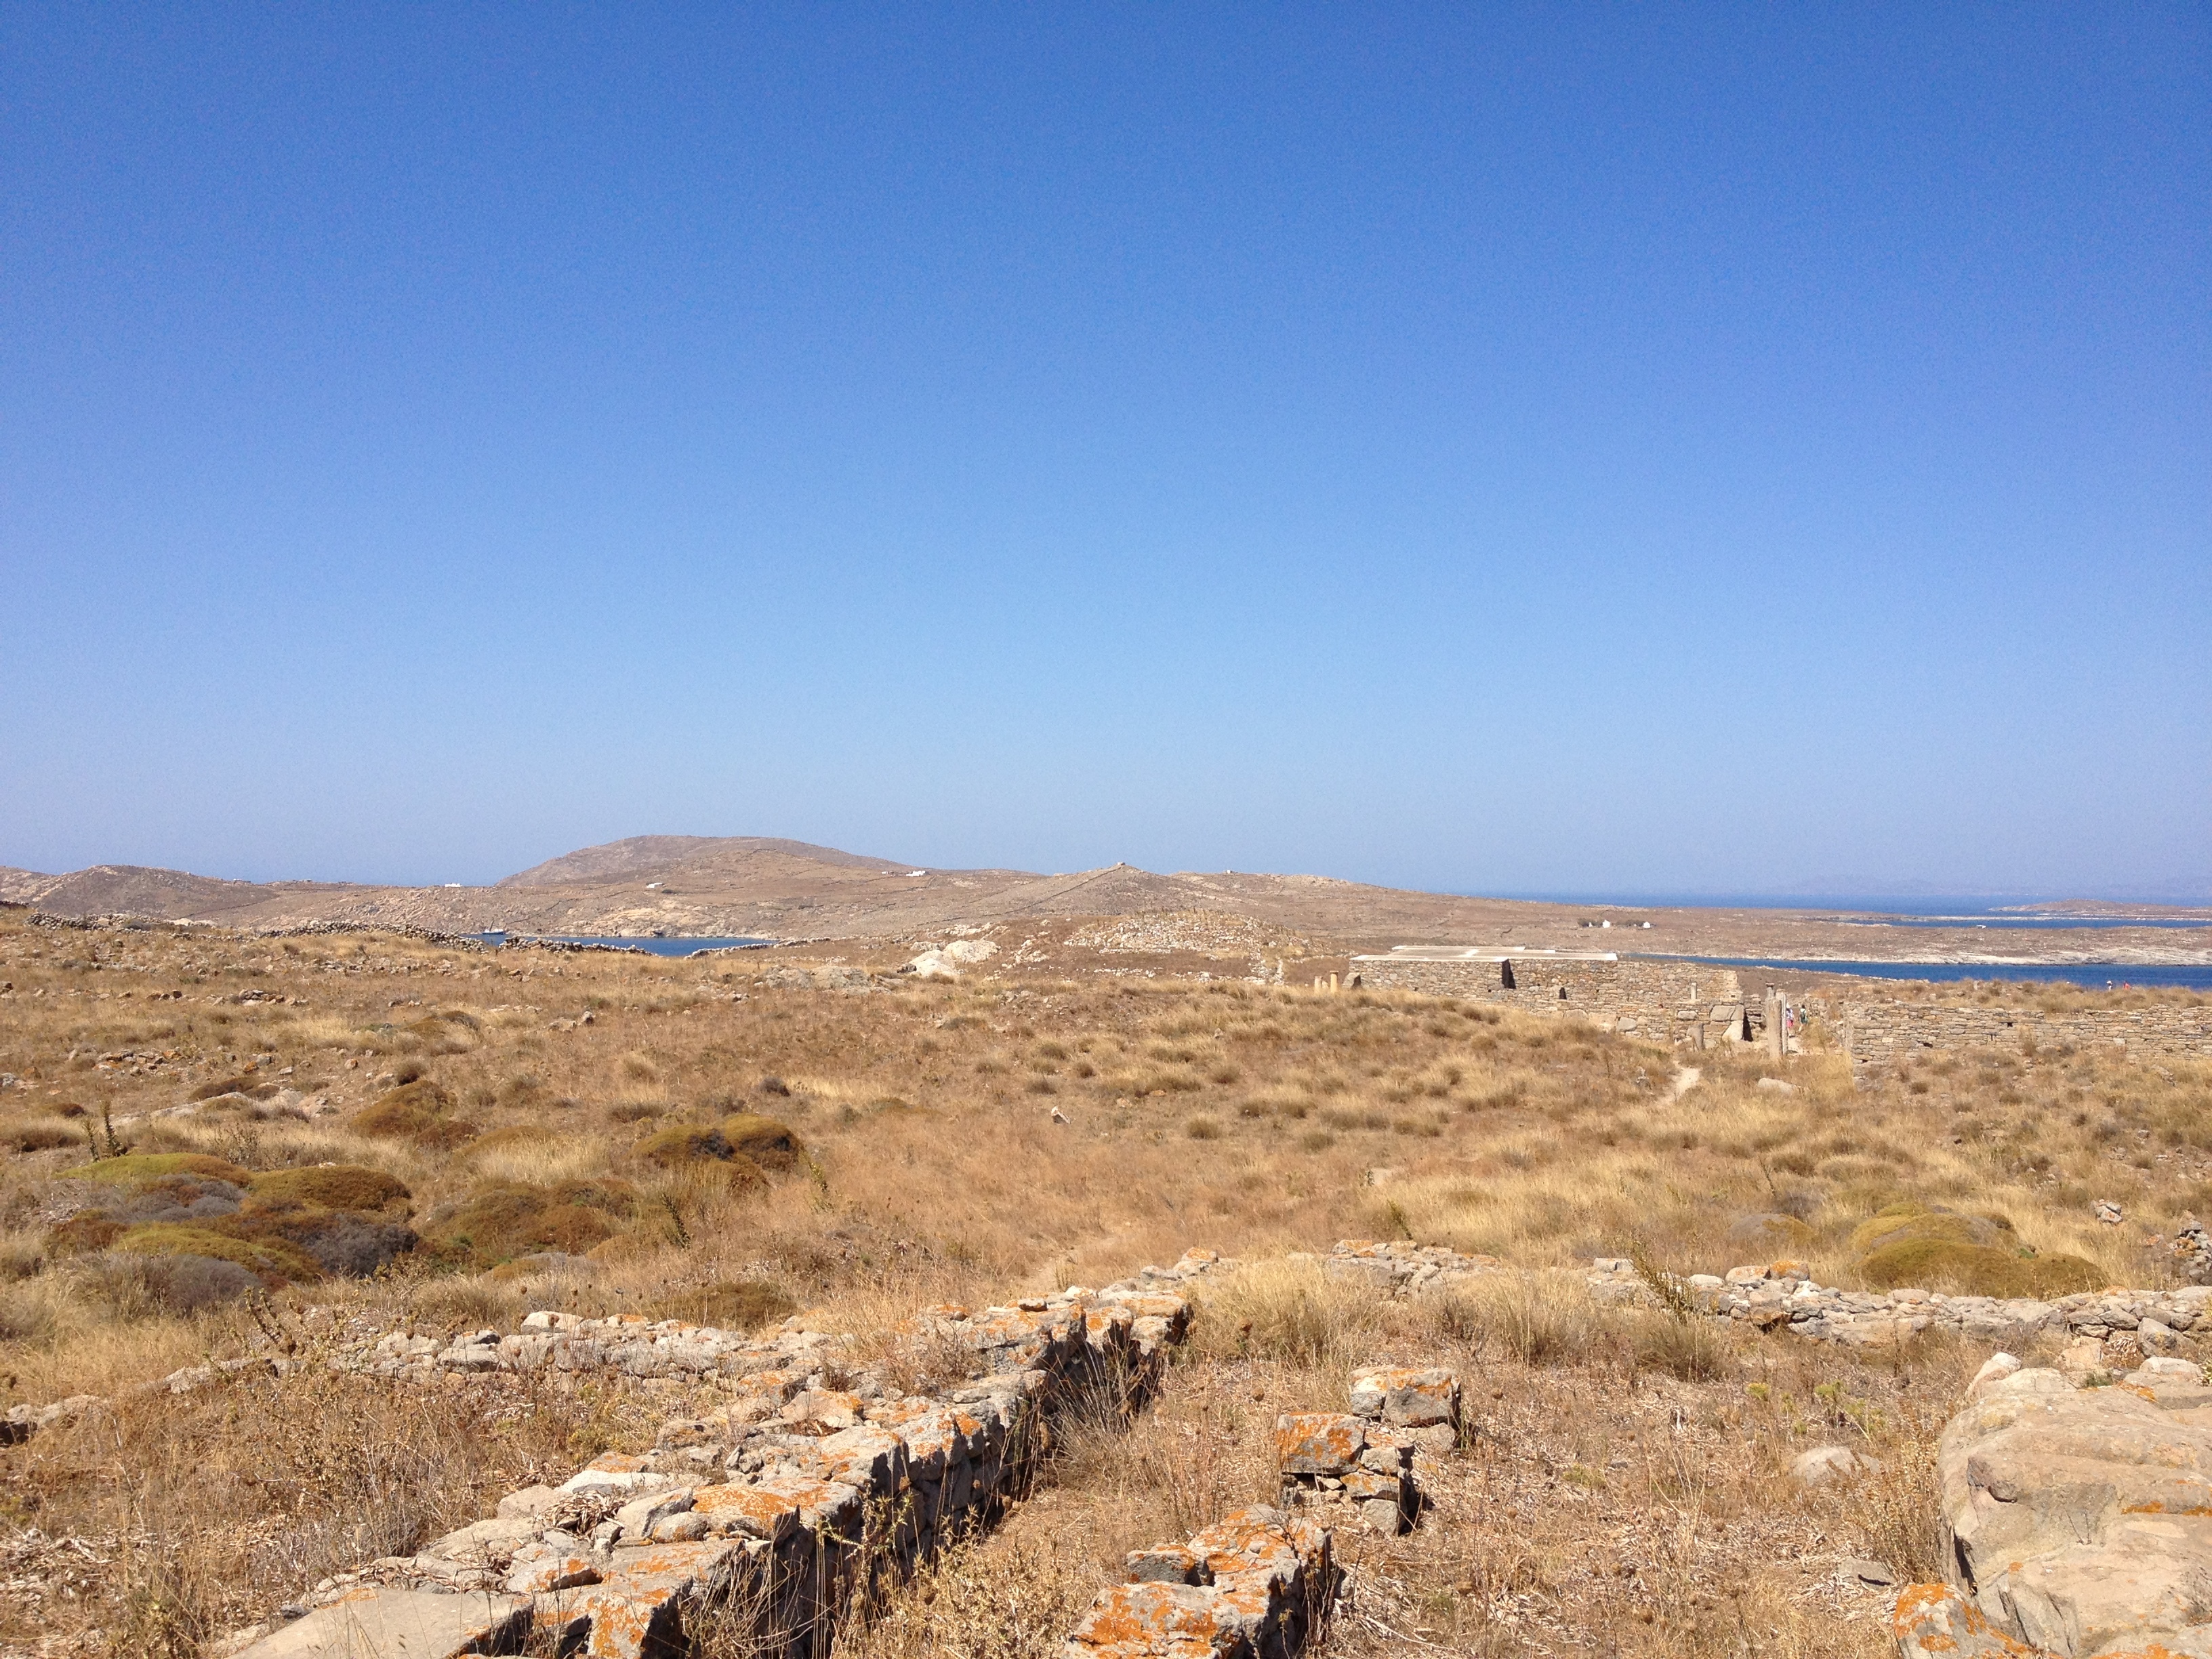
[1067,1507,1335,1659]
[21,1233,2212,1656]
[1353,945,2212,1084]
[221,1256,1220,1659]
[1351,948,1751,1047]
[1839,994,2212,1082]
[1273,1364,1457,1534]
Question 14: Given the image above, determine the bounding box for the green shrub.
[716,1114,804,1173]
[352,1080,477,1149]
[422,1179,639,1267]
[75,1152,252,1185]
[1849,1201,2010,1256]
[249,1165,411,1214]
[114,1221,321,1283]
[1857,1237,2105,1298]
[1,1117,82,1152]
[635,1124,733,1167]
[47,1214,124,1255]
[232,1208,415,1277]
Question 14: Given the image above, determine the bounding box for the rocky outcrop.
[1904,1352,2212,1658]
[1893,1584,2045,1658]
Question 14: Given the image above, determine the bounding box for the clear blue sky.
[3,6,2206,898]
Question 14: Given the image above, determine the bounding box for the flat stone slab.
[231,1589,529,1658]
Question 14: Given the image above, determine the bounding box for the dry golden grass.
[0,911,2205,1652]
[7,1353,603,1658]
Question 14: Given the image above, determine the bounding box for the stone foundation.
[1350,951,1748,1048]
[220,1255,1220,1659]
[1841,996,2212,1081]
[1068,1507,1335,1659]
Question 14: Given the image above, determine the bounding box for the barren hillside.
[5,837,2208,966]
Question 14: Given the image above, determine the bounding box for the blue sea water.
[1493,893,2208,928]
[1638,956,2212,992]
[1835,916,2208,930]
[474,933,773,957]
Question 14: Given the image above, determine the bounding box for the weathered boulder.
[1273,1414,1363,1477]
[1893,1584,2045,1657]
[1936,1361,2212,1656]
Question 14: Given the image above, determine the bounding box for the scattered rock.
[1838,1555,1894,1586]
[1347,1366,1460,1430]
[495,1484,562,1520]
[1966,1351,2022,1397]
[2172,1216,2212,1284]
[1789,1445,1876,1486]
[2140,1314,2186,1355]
[2093,1198,2124,1225]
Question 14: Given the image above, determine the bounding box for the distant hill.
[10,836,2205,962]
[498,835,921,887]
[0,835,1565,947]
[0,863,366,922]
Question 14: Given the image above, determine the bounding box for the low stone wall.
[15,1238,2199,1456]
[1067,1508,1335,1659]
[1275,1365,1457,1534]
[1324,1240,2209,1373]
[1841,996,2212,1081]
[27,1235,2212,1657]
[1062,1359,1475,1659]
[1351,956,1748,1048]
[213,1255,1221,1659]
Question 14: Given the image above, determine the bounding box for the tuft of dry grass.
[1191,1257,1387,1373]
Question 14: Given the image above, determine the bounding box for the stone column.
[1765,987,1785,1060]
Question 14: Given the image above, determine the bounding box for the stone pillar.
[1329,973,1340,994]
[1765,987,1785,1060]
